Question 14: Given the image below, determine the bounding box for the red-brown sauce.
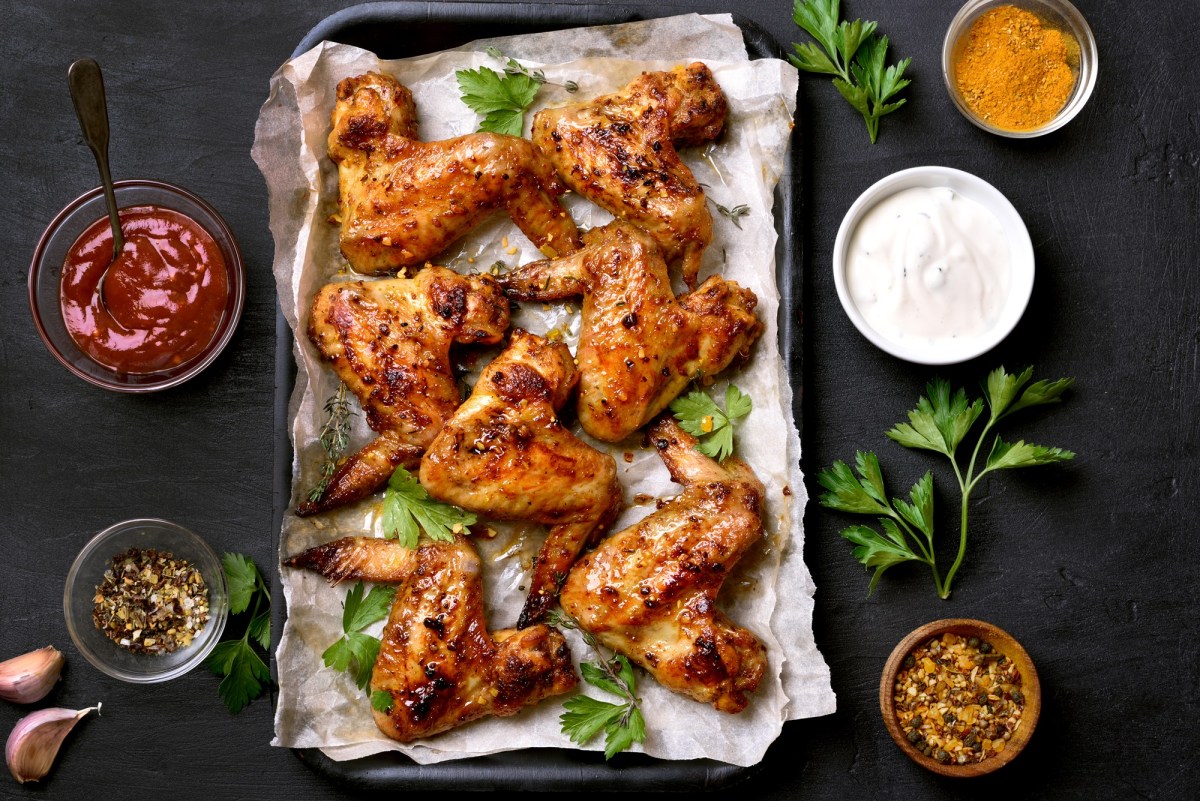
[60,206,229,374]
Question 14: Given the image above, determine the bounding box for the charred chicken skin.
[329,72,580,274]
[284,535,577,742]
[420,330,621,628]
[500,222,763,443]
[298,267,509,516]
[560,417,767,713]
[531,62,727,288]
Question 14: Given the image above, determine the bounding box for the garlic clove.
[0,646,66,704]
[5,703,100,783]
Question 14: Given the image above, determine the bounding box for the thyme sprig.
[486,47,579,93]
[307,382,354,503]
[714,202,751,229]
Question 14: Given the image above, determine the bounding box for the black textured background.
[1,1,1196,799]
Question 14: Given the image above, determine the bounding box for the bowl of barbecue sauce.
[29,180,244,391]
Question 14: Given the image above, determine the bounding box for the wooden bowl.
[880,619,1041,777]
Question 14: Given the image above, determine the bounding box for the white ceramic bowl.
[832,166,1034,365]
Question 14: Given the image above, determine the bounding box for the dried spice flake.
[893,632,1026,765]
[92,547,210,655]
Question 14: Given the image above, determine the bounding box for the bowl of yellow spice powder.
[944,0,1098,137]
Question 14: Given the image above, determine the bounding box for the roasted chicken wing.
[285,535,577,742]
[500,222,763,443]
[560,417,767,713]
[420,330,621,628]
[531,62,727,288]
[330,72,580,274]
[298,267,509,516]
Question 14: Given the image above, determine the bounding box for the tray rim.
[271,1,802,791]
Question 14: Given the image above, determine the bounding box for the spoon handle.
[68,58,124,258]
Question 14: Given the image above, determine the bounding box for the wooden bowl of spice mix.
[880,619,1041,777]
[63,518,229,683]
[943,0,1098,137]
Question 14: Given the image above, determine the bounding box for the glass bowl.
[943,0,1098,137]
[880,619,1041,777]
[29,179,245,392]
[63,518,229,683]
[832,166,1034,365]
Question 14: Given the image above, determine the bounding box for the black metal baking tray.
[271,0,802,791]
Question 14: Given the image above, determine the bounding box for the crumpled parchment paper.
[253,12,834,768]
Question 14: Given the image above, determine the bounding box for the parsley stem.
[943,416,996,598]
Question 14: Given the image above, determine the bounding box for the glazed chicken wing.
[285,535,577,742]
[420,330,621,628]
[560,417,767,713]
[500,222,763,443]
[531,62,727,288]
[330,72,580,274]
[298,267,509,516]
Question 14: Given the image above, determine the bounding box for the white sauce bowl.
[832,166,1034,365]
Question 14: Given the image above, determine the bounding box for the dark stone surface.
[0,0,1195,798]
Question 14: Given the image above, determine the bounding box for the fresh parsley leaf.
[984,436,1075,472]
[790,0,911,143]
[817,453,890,515]
[892,471,934,539]
[323,631,383,690]
[841,524,923,594]
[604,706,646,760]
[208,552,273,713]
[561,695,627,745]
[820,366,1075,598]
[670,384,753,462]
[371,689,394,714]
[455,66,540,136]
[248,610,272,652]
[323,581,397,691]
[382,466,477,548]
[342,581,397,634]
[207,639,270,714]
[886,379,984,458]
[223,552,259,614]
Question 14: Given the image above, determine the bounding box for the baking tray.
[271,0,803,791]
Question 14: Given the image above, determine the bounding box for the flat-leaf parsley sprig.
[322,580,397,692]
[381,466,477,548]
[670,384,753,461]
[206,553,273,713]
[457,49,576,136]
[818,366,1074,599]
[550,610,646,759]
[788,0,911,143]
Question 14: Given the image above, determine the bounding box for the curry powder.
[953,5,1078,131]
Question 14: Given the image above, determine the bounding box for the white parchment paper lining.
[253,13,834,768]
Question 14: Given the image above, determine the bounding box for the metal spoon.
[68,58,123,261]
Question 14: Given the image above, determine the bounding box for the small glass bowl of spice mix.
[880,619,1041,777]
[943,0,1098,137]
[64,519,228,683]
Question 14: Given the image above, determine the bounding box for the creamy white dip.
[846,186,1010,349]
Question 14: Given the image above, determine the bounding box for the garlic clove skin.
[0,646,66,704]
[5,704,100,783]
